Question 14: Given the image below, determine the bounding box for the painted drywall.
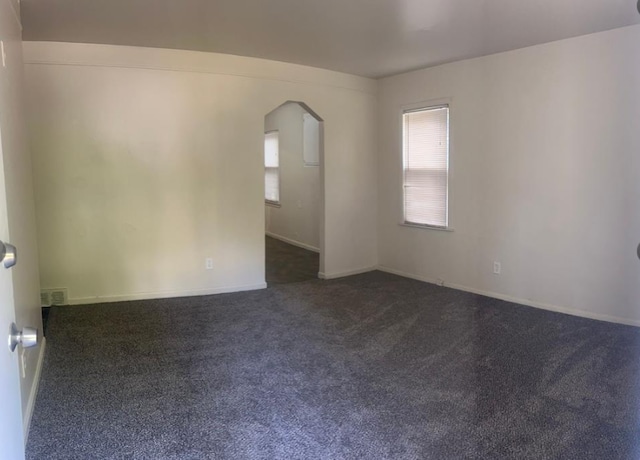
[265,103,320,252]
[23,42,378,304]
[378,25,640,325]
[0,0,45,441]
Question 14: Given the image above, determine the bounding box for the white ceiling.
[20,0,640,78]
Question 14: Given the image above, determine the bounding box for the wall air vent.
[41,288,68,306]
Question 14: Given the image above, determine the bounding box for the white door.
[0,180,24,460]
[0,0,28,457]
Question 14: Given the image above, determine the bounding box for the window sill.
[265,201,281,208]
[399,222,454,232]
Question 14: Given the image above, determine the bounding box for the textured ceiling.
[20,0,640,78]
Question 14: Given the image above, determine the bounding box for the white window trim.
[398,98,454,231]
[302,112,320,167]
[264,130,281,206]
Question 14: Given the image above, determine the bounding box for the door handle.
[9,323,38,352]
[0,240,16,268]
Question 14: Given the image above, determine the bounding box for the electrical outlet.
[20,349,27,378]
[1,41,6,68]
[205,258,213,270]
[493,261,501,275]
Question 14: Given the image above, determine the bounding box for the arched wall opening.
[263,101,325,283]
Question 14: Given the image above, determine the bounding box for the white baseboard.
[318,265,377,280]
[377,265,640,328]
[266,232,319,253]
[24,337,46,445]
[67,283,267,305]
[376,266,441,286]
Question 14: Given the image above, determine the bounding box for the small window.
[402,105,449,228]
[264,131,280,204]
[303,113,320,166]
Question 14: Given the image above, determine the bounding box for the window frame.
[399,99,453,231]
[264,130,281,207]
[302,112,320,167]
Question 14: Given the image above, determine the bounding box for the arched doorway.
[263,101,324,285]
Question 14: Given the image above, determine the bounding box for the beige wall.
[377,25,640,325]
[265,102,321,252]
[24,42,378,304]
[0,0,44,440]
[24,26,640,329]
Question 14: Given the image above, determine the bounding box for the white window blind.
[402,105,449,227]
[264,131,280,204]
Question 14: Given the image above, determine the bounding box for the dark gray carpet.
[26,272,640,459]
[265,236,319,285]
